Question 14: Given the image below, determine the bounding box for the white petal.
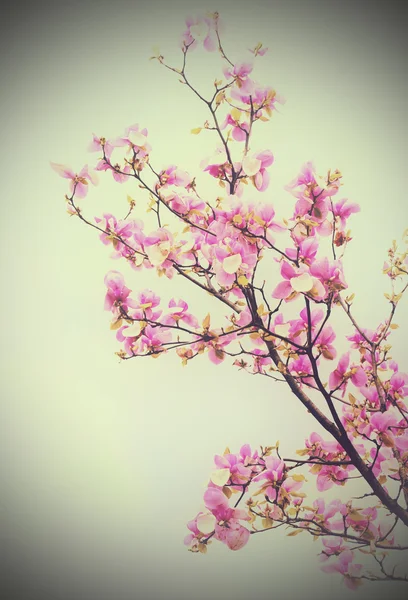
[313,172,328,190]
[129,131,147,147]
[291,273,314,293]
[181,239,195,253]
[190,22,207,40]
[158,187,176,201]
[242,156,261,177]
[196,513,217,534]
[122,323,141,337]
[134,253,145,266]
[146,242,170,266]
[223,253,242,274]
[210,468,231,487]
[377,369,394,382]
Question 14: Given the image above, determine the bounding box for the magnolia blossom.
[158,165,191,188]
[144,228,174,267]
[161,298,199,328]
[272,261,326,301]
[220,109,250,142]
[241,150,274,192]
[321,550,363,591]
[181,15,217,51]
[329,353,367,395]
[333,198,360,230]
[223,61,253,87]
[88,134,115,157]
[104,270,136,314]
[50,162,98,198]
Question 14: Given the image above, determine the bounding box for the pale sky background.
[1,0,407,599]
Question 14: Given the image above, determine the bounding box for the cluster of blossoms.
[53,11,408,591]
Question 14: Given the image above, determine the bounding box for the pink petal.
[225,526,250,551]
[271,280,293,299]
[50,162,74,179]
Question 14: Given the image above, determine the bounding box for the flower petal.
[291,273,313,292]
[210,468,231,487]
[242,156,261,177]
[223,253,242,274]
[196,513,216,534]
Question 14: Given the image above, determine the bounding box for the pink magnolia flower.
[114,123,151,157]
[204,493,251,551]
[305,432,343,459]
[252,348,273,374]
[315,325,337,360]
[206,331,236,365]
[286,162,341,202]
[309,257,347,296]
[288,306,324,343]
[370,410,399,435]
[94,213,137,249]
[139,324,172,354]
[241,149,274,192]
[253,456,287,501]
[223,524,250,550]
[319,537,347,560]
[223,61,253,87]
[184,514,203,546]
[289,355,314,385]
[212,445,258,488]
[181,15,217,52]
[214,196,248,229]
[271,261,325,301]
[158,165,191,188]
[220,111,250,142]
[144,228,174,267]
[231,82,283,116]
[333,198,360,230]
[201,146,232,184]
[88,134,115,158]
[213,240,257,287]
[293,192,330,224]
[329,353,367,395]
[95,157,131,183]
[346,327,378,348]
[134,289,161,314]
[390,372,408,399]
[203,485,229,510]
[361,410,406,450]
[246,202,284,242]
[50,162,98,198]
[161,298,199,328]
[316,465,349,491]
[159,188,206,218]
[305,498,346,526]
[285,237,319,266]
[321,550,363,590]
[368,445,395,477]
[104,270,136,314]
[345,506,377,534]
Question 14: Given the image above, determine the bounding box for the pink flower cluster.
[52,11,408,591]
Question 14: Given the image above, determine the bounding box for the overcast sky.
[1,1,407,599]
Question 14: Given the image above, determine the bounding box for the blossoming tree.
[52,12,408,591]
